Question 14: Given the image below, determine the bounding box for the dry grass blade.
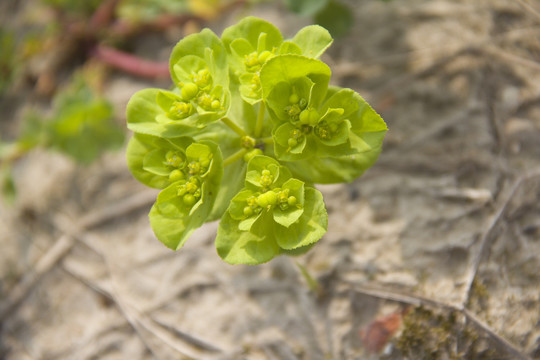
[0,190,157,322]
[0,235,74,321]
[462,169,540,306]
[345,281,532,360]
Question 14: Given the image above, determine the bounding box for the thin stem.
[93,45,170,79]
[220,117,247,137]
[223,148,247,167]
[254,102,265,138]
[260,136,273,145]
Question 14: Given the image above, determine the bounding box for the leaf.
[216,211,281,265]
[283,0,328,16]
[1,165,16,204]
[126,88,200,137]
[260,55,331,110]
[274,188,327,250]
[47,83,124,165]
[149,140,223,250]
[169,28,229,89]
[272,178,304,228]
[314,0,354,38]
[126,133,193,189]
[284,139,384,184]
[292,25,333,59]
[278,41,302,55]
[222,16,283,75]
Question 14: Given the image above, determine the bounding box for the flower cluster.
[126,17,387,264]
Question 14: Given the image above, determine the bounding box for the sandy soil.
[1,0,540,359]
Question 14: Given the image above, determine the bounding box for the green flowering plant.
[126,16,387,265]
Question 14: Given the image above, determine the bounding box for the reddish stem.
[90,0,121,30]
[93,45,170,79]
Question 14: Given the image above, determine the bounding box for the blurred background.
[1,0,540,359]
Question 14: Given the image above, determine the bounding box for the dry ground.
[1,0,540,359]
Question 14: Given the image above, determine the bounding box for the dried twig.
[462,169,540,306]
[514,0,540,21]
[344,281,532,360]
[0,190,157,322]
[57,259,222,359]
[0,235,75,321]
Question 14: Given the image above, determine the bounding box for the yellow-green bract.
[125,16,387,265]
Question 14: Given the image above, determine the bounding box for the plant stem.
[254,102,265,138]
[93,45,170,79]
[221,117,247,137]
[260,136,273,145]
[223,148,247,167]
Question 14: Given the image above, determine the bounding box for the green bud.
[183,194,196,206]
[168,169,184,182]
[288,138,298,148]
[181,83,198,101]
[243,206,254,217]
[257,191,277,207]
[241,136,256,149]
[289,93,299,104]
[261,169,271,176]
[287,196,297,207]
[211,100,221,109]
[299,109,310,124]
[300,108,319,125]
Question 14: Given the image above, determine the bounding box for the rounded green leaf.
[216,211,281,265]
[170,28,228,89]
[149,140,223,250]
[222,16,283,73]
[260,55,330,110]
[274,187,327,250]
[272,178,305,228]
[126,133,193,189]
[292,25,333,59]
[126,88,201,138]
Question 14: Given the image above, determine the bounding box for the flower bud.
[289,93,299,104]
[183,194,196,206]
[169,169,184,182]
[243,206,254,217]
[287,196,297,207]
[181,83,198,101]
